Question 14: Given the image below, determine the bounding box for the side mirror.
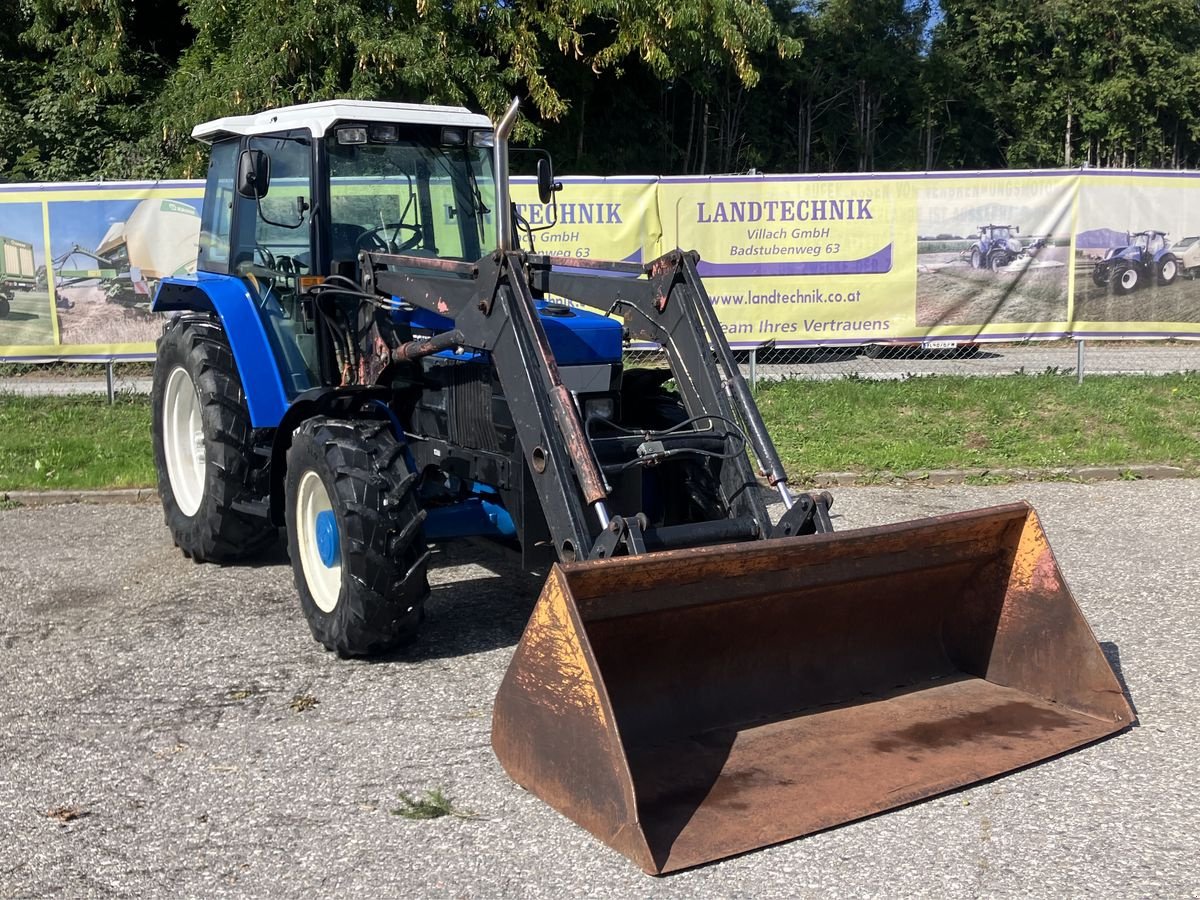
[1014,225,1020,234]
[537,157,562,204]
[237,149,271,199]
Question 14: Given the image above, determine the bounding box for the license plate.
[922,340,957,350]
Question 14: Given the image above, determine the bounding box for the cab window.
[198,140,239,273]
[233,130,313,276]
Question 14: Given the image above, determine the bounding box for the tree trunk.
[684,89,696,175]
[700,101,709,175]
[576,94,586,166]
[1064,97,1072,167]
[925,107,934,170]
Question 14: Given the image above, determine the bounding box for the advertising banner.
[1072,171,1200,339]
[511,176,660,266]
[659,172,1078,347]
[2,169,1198,361]
[0,181,203,360]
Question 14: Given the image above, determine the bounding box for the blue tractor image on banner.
[1091,229,1178,293]
[962,224,1045,272]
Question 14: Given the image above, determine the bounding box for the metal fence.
[0,340,1196,403]
[625,339,1200,390]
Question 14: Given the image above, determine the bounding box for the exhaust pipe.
[494,97,521,252]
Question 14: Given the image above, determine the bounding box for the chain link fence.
[1,340,1196,403]
[626,339,1200,389]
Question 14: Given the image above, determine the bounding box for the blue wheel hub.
[315,509,340,568]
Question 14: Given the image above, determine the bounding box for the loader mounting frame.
[361,247,818,562]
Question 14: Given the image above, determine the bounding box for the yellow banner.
[510,177,660,265]
[0,184,203,359]
[2,170,1198,361]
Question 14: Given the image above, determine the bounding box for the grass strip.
[0,394,155,491]
[756,372,1200,481]
[0,373,1197,492]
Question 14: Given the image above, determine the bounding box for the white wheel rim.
[163,366,206,517]
[1121,269,1138,290]
[296,469,342,613]
[1163,261,1176,280]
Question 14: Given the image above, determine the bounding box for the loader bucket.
[492,503,1133,875]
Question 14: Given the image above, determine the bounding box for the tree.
[151,0,799,176]
[934,0,1200,168]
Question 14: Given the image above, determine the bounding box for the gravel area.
[1,480,1197,898]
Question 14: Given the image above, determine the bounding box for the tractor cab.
[1132,230,1167,256]
[191,101,497,282]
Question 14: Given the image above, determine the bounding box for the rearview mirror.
[537,157,561,205]
[237,149,271,199]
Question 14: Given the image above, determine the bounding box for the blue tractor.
[1091,229,1178,294]
[964,224,1040,272]
[148,99,1132,875]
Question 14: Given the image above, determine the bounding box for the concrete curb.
[802,463,1187,488]
[2,464,1190,508]
[2,488,158,507]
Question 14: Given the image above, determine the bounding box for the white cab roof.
[192,100,493,143]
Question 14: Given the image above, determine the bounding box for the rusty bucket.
[491,503,1133,874]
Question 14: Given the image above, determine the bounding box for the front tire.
[285,418,430,657]
[1114,264,1140,294]
[151,318,276,562]
[969,248,982,269]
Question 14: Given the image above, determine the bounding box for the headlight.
[583,396,616,422]
[336,126,368,145]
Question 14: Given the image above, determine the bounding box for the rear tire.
[151,318,276,562]
[1158,255,1178,285]
[285,417,430,657]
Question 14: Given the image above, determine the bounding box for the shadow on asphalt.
[1101,640,1140,722]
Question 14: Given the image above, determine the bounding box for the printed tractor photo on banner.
[915,177,1072,332]
[0,202,55,348]
[46,196,201,346]
[1074,174,1200,329]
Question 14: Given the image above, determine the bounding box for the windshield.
[326,128,496,264]
[990,227,1010,240]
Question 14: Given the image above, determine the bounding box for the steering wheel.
[254,244,277,270]
[358,222,423,254]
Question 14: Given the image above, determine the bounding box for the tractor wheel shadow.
[377,541,545,663]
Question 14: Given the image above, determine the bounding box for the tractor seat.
[330,223,368,264]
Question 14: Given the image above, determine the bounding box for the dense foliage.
[2,0,1200,181]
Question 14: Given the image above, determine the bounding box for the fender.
[153,273,305,428]
[266,385,392,524]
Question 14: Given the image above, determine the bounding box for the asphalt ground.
[1,479,1197,898]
